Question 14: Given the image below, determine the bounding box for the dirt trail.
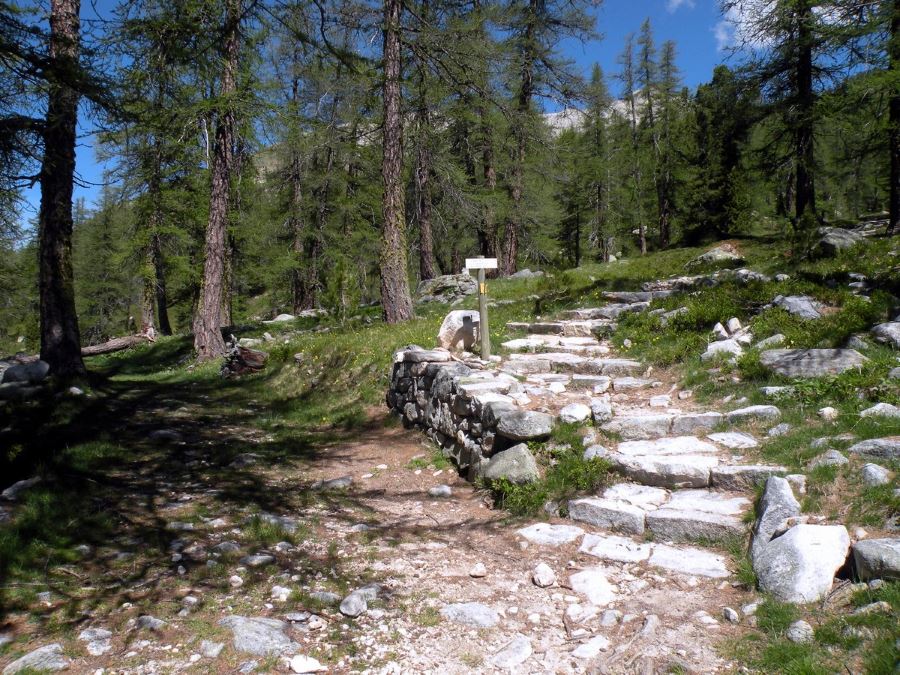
[0,351,759,675]
[264,411,749,674]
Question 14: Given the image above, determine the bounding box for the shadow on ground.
[0,339,508,638]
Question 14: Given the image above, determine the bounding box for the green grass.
[724,535,757,588]
[756,598,799,636]
[406,447,452,471]
[728,584,900,674]
[487,426,613,516]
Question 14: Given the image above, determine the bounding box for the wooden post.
[478,264,490,359]
[467,256,497,360]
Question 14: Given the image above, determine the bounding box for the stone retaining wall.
[386,346,542,479]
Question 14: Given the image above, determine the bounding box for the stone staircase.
[499,305,791,580]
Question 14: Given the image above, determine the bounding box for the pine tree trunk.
[287,52,311,313]
[308,145,333,308]
[658,164,672,248]
[478,100,498,261]
[888,0,899,235]
[794,0,816,225]
[629,97,646,255]
[140,241,156,336]
[289,147,308,313]
[141,142,171,336]
[501,0,536,276]
[152,232,172,334]
[192,0,239,359]
[39,0,86,378]
[379,0,414,323]
[414,107,436,281]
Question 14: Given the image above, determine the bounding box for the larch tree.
[633,18,664,253]
[618,34,646,254]
[499,0,599,275]
[885,0,899,234]
[719,0,834,242]
[193,0,241,359]
[38,0,86,376]
[656,39,680,248]
[379,0,414,323]
[583,64,613,261]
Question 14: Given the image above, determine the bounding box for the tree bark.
[379,0,414,323]
[308,144,333,308]
[192,0,239,359]
[152,231,172,334]
[888,0,899,235]
[287,49,312,313]
[141,139,171,336]
[288,147,309,312]
[622,37,646,255]
[140,236,155,337]
[500,0,537,276]
[39,0,86,378]
[414,106,436,281]
[81,334,152,356]
[479,106,498,263]
[794,0,816,226]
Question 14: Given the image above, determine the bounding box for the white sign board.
[465,257,498,270]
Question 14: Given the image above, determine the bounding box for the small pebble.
[469,562,487,578]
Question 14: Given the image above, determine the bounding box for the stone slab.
[579,533,652,563]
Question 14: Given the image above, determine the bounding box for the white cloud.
[713,1,776,51]
[666,0,695,12]
[713,20,732,51]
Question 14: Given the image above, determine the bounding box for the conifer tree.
[193,0,241,359]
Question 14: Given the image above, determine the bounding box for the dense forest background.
[1,0,898,363]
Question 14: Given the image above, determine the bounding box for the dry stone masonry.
[386,346,553,479]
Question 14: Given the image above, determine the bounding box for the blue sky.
[19,0,732,225]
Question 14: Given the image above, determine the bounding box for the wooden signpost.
[465,257,497,359]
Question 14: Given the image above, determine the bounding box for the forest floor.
[1,234,899,673]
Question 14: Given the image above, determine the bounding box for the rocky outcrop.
[415,274,477,304]
[481,444,539,483]
[1,360,49,385]
[1,644,69,674]
[853,538,900,581]
[437,310,480,351]
[847,437,900,460]
[641,268,770,292]
[754,524,850,603]
[750,477,801,564]
[218,616,299,656]
[759,348,867,378]
[813,227,864,257]
[687,243,744,268]
[871,322,900,349]
[771,295,823,320]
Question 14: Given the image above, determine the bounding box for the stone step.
[501,335,610,356]
[602,290,676,303]
[505,320,615,337]
[562,302,649,321]
[578,533,730,578]
[599,405,782,441]
[603,435,785,490]
[607,453,720,489]
[504,353,643,376]
[616,436,720,457]
[569,483,750,545]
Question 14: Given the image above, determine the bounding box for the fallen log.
[81,334,153,357]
